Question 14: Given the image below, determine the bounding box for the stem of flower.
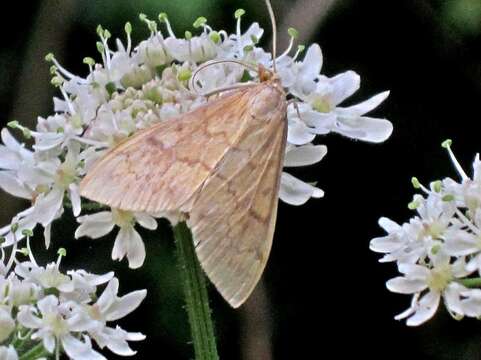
[18,342,49,360]
[173,221,219,360]
[458,277,481,288]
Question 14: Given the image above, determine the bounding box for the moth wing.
[80,89,254,213]
[188,97,287,308]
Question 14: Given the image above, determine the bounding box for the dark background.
[1,0,481,359]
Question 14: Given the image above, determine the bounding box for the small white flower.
[87,278,146,356]
[75,209,157,268]
[15,262,74,293]
[18,295,102,360]
[387,255,468,326]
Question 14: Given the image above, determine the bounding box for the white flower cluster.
[371,140,481,326]
[0,10,391,269]
[0,240,146,359]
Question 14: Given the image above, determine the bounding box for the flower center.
[423,220,445,240]
[427,264,452,292]
[112,209,135,228]
[44,312,68,337]
[311,96,332,113]
[87,304,104,322]
[55,162,76,188]
[38,266,70,289]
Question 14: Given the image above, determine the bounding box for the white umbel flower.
[75,209,157,268]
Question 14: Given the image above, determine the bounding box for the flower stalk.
[173,221,219,360]
[18,342,49,360]
[459,277,481,288]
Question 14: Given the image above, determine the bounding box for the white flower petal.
[0,171,32,199]
[106,289,147,321]
[339,91,390,116]
[33,187,64,227]
[369,235,403,253]
[75,212,115,239]
[69,183,81,217]
[284,144,327,167]
[378,217,401,232]
[17,307,43,329]
[134,213,157,230]
[287,121,316,145]
[335,115,393,143]
[406,291,440,326]
[386,277,427,294]
[62,334,105,360]
[43,335,56,354]
[112,227,146,268]
[279,172,323,206]
[329,71,360,105]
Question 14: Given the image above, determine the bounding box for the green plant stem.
[173,221,219,360]
[459,277,481,288]
[19,342,49,360]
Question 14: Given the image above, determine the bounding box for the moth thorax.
[249,83,285,121]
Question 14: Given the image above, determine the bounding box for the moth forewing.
[188,81,287,307]
[80,87,254,212]
[80,80,288,308]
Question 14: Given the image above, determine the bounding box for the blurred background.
[1,0,481,359]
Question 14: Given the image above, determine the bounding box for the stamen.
[292,45,305,61]
[234,9,245,54]
[0,237,5,262]
[125,22,132,54]
[45,53,88,84]
[83,57,95,73]
[456,208,481,236]
[59,86,76,115]
[56,248,67,267]
[158,13,176,38]
[5,222,19,273]
[442,139,469,181]
[23,229,38,266]
[97,25,112,70]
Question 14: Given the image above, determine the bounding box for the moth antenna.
[264,0,277,73]
[190,59,257,93]
[201,82,257,98]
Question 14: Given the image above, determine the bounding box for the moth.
[80,1,290,308]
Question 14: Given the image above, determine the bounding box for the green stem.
[458,277,481,288]
[12,329,34,353]
[173,221,219,360]
[19,342,49,360]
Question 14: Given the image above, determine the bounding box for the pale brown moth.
[80,0,290,308]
